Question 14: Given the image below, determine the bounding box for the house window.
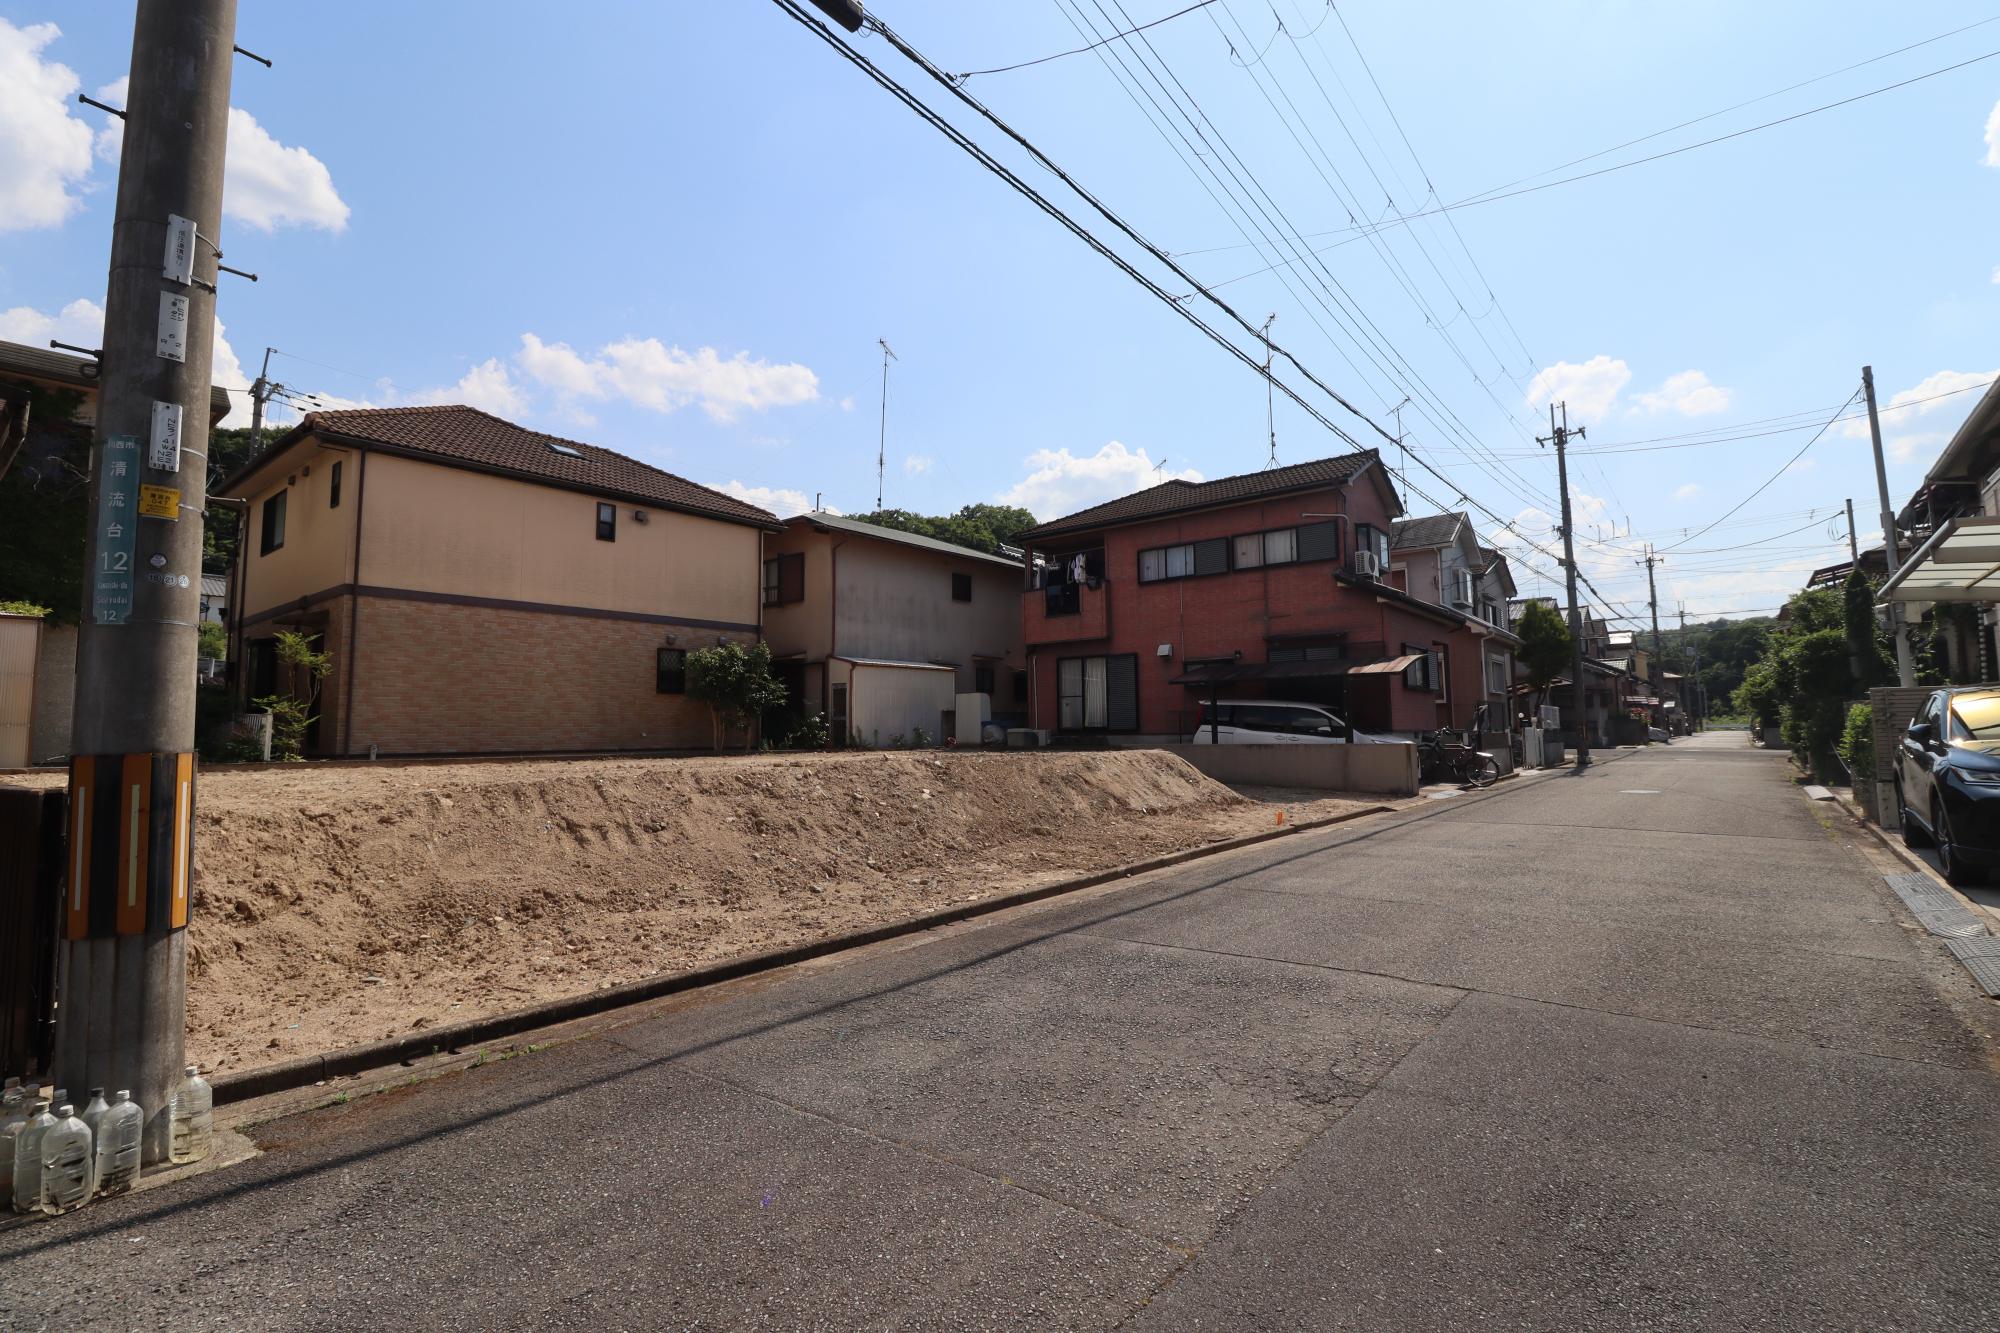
[596,502,617,542]
[329,460,342,509]
[1487,655,1509,695]
[952,572,973,602]
[764,553,804,606]
[1233,522,1336,570]
[1056,654,1139,731]
[1138,538,1226,583]
[259,490,286,555]
[975,663,996,695]
[1356,523,1390,567]
[1263,528,1298,565]
[656,648,686,694]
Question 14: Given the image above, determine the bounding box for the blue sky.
[4,2,1997,626]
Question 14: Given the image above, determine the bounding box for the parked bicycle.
[1417,728,1500,788]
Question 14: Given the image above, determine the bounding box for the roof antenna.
[876,337,897,511]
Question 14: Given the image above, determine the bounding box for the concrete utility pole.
[1539,401,1590,769]
[1864,365,1918,686]
[249,345,273,442]
[60,0,238,1163]
[1679,602,1703,733]
[1638,544,1665,699]
[1845,497,1859,564]
[1261,313,1277,469]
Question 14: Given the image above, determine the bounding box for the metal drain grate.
[1882,873,1990,939]
[1946,937,2000,997]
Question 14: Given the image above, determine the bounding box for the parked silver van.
[1191,700,1397,745]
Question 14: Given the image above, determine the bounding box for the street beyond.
[4,732,1997,1329]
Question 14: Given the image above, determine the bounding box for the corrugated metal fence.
[0,784,63,1081]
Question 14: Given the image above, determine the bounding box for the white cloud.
[0,21,96,231]
[0,296,250,421]
[1840,367,2000,467]
[1992,264,2000,285]
[1888,430,1947,465]
[997,440,1201,521]
[515,333,819,423]
[92,75,125,162]
[712,481,833,519]
[222,107,349,232]
[0,296,104,348]
[1633,369,1731,417]
[1673,483,1700,500]
[903,455,934,476]
[839,396,856,412]
[90,84,347,233]
[1524,355,1630,422]
[409,358,527,418]
[1986,97,2000,167]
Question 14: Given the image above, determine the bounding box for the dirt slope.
[140,749,1366,1072]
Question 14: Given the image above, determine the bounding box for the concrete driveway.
[4,733,1997,1330]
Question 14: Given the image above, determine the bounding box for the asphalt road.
[5,734,1999,1330]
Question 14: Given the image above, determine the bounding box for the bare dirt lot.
[8,750,1387,1073]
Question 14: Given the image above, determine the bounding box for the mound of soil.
[146,749,1371,1072]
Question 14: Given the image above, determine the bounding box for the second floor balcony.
[1023,578,1109,646]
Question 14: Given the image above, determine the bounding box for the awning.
[1879,514,2000,603]
[1170,653,1424,686]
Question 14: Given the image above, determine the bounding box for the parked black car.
[1893,686,2000,883]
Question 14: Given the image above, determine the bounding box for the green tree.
[1515,600,1572,714]
[686,640,788,751]
[1734,659,1781,732]
[1841,568,1893,690]
[255,628,331,761]
[197,620,228,660]
[850,503,1037,556]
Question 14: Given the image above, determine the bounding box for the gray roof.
[793,512,1022,569]
[1390,511,1466,551]
[200,573,228,598]
[1021,452,1380,541]
[0,339,234,422]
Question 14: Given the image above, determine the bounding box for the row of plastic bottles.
[0,1066,213,1217]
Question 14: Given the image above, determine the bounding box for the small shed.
[828,656,958,748]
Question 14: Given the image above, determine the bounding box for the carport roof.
[1879,514,2000,603]
[1169,654,1424,685]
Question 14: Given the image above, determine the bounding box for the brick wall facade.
[336,596,750,755]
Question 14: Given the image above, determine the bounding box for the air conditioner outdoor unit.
[1353,550,1381,579]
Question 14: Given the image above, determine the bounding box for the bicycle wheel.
[1466,756,1500,788]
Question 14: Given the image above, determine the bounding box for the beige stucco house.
[761,513,1027,746]
[216,404,779,755]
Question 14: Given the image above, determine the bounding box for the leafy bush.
[197,620,228,660]
[781,711,830,750]
[686,641,788,751]
[0,599,51,617]
[1839,702,1873,782]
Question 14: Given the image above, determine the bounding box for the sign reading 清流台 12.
[91,435,140,625]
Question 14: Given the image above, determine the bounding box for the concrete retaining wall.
[1166,742,1420,796]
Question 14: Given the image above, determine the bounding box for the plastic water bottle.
[93,1090,144,1198]
[168,1065,213,1165]
[12,1099,54,1213]
[0,1082,27,1204]
[39,1104,93,1215]
[80,1089,111,1193]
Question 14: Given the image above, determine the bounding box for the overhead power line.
[953,0,1220,80]
[1657,389,1862,553]
[1174,34,2000,263]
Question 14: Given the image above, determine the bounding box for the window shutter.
[780,553,805,603]
[1106,654,1139,731]
[1297,520,1339,563]
[1194,537,1229,576]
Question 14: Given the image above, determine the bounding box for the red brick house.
[1018,453,1511,741]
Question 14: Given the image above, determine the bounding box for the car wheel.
[1898,775,1929,847]
[1935,798,1981,886]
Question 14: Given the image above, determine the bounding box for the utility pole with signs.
[59,0,238,1162]
[1537,401,1590,769]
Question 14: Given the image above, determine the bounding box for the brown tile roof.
[224,404,778,529]
[1021,451,1379,541]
